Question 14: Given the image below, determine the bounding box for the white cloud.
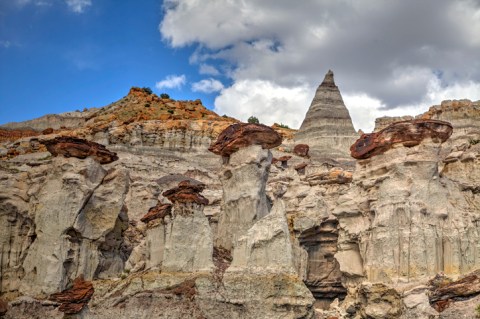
[191,78,224,93]
[65,0,92,13]
[160,0,480,131]
[214,80,313,128]
[0,41,11,48]
[155,74,186,90]
[199,63,220,76]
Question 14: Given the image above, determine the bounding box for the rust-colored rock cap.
[208,123,282,156]
[49,276,94,314]
[41,136,119,164]
[0,298,7,316]
[163,180,209,205]
[350,119,453,159]
[141,202,172,224]
[293,144,309,157]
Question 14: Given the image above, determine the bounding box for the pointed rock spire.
[295,70,357,161]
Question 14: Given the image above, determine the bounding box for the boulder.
[162,180,209,205]
[208,123,282,156]
[41,136,118,164]
[294,143,310,157]
[140,202,172,224]
[350,119,453,159]
[49,276,94,314]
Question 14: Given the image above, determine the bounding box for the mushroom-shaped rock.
[350,119,453,159]
[293,144,310,157]
[162,180,209,205]
[141,202,172,224]
[41,136,118,164]
[208,123,282,157]
[278,155,292,168]
[49,276,94,315]
[294,162,308,175]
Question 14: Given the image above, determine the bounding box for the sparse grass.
[275,122,290,129]
[476,304,480,318]
[469,139,480,145]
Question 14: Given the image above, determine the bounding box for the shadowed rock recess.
[1,85,480,318]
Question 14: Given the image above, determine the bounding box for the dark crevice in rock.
[299,218,346,309]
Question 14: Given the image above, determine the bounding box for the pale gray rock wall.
[215,145,272,251]
[162,203,214,272]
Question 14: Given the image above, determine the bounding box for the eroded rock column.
[208,123,282,251]
[161,181,213,272]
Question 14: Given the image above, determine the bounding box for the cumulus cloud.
[65,0,91,13]
[155,74,186,90]
[214,80,313,128]
[191,78,224,93]
[199,63,220,76]
[160,0,480,131]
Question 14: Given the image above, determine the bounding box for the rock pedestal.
[161,181,213,272]
[215,145,272,251]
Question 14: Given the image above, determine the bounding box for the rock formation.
[161,181,213,272]
[294,70,358,161]
[2,85,480,318]
[208,122,282,157]
[41,136,119,164]
[49,276,94,314]
[350,119,453,159]
[210,123,281,251]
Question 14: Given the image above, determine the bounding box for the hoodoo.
[295,70,357,161]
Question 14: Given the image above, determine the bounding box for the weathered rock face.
[214,145,272,251]
[41,136,119,164]
[294,70,358,161]
[49,276,94,314]
[351,119,453,159]
[335,125,480,285]
[18,157,129,296]
[208,123,282,157]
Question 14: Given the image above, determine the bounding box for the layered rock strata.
[294,70,358,161]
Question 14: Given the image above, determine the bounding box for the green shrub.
[160,93,170,99]
[144,103,150,108]
[275,123,290,129]
[476,304,480,318]
[167,109,174,114]
[142,87,153,94]
[469,139,480,145]
[248,116,259,124]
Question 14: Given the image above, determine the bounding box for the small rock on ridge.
[162,180,209,205]
[293,143,309,157]
[41,136,118,164]
[208,123,282,156]
[350,119,453,159]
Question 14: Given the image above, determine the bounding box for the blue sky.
[1,0,480,132]
[0,0,226,124]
